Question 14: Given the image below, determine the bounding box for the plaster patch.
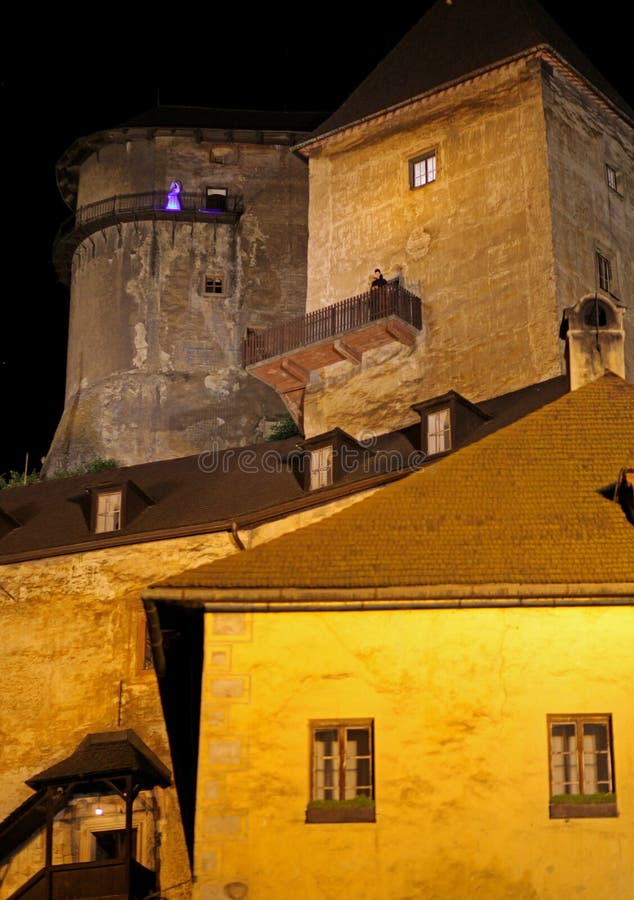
[406,228,432,260]
[133,323,148,368]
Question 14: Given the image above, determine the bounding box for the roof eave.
[294,45,633,156]
[143,582,634,610]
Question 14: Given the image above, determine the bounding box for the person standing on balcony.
[370,268,388,320]
[371,268,387,289]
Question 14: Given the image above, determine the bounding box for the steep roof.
[26,730,171,790]
[147,375,634,595]
[303,0,633,145]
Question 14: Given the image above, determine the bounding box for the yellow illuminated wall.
[196,605,634,899]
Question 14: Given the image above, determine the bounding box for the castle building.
[0,1,632,899]
[46,108,320,474]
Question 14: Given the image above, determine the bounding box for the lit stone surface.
[47,133,309,473]
[302,60,633,438]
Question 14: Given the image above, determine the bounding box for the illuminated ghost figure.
[165,181,182,211]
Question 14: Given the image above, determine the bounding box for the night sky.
[1,4,632,478]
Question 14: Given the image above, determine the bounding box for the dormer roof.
[300,0,633,148]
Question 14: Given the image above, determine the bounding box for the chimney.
[559,295,625,390]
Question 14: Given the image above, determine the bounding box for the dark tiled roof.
[26,731,171,789]
[0,378,568,563]
[117,105,328,133]
[148,375,634,593]
[305,0,633,144]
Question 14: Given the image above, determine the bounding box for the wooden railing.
[8,858,155,900]
[242,285,422,366]
[75,190,243,226]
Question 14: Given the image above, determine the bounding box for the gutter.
[142,582,634,611]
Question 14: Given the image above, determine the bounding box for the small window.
[427,408,451,455]
[206,186,227,211]
[605,164,619,193]
[582,298,609,328]
[307,721,375,823]
[410,151,437,189]
[310,446,333,490]
[94,490,122,533]
[548,715,617,818]
[596,252,612,293]
[137,616,154,672]
[92,828,137,861]
[205,275,224,294]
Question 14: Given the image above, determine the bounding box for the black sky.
[1,4,632,477]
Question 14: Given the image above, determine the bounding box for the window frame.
[409,150,437,189]
[93,489,123,534]
[548,714,617,818]
[426,407,451,456]
[306,720,375,823]
[595,251,612,294]
[605,163,620,194]
[309,445,334,490]
[204,274,224,295]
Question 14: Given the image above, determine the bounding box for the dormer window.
[310,446,333,490]
[426,408,451,455]
[94,489,122,533]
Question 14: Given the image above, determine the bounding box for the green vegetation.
[267,412,301,441]
[307,795,374,810]
[0,471,40,490]
[0,458,118,491]
[551,793,615,805]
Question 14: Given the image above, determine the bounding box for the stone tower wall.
[46,135,308,473]
[303,59,560,438]
[542,65,634,381]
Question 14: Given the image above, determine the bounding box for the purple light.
[165,181,182,211]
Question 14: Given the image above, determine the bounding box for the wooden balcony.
[8,858,155,900]
[53,190,243,284]
[243,285,422,425]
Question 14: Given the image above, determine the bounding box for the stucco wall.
[0,532,235,900]
[196,605,634,899]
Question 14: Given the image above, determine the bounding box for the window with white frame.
[596,251,612,293]
[309,446,333,490]
[605,164,619,193]
[548,715,616,815]
[311,722,374,803]
[410,150,437,189]
[94,490,122,533]
[427,408,451,455]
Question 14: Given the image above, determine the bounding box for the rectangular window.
[206,186,227,211]
[427,408,451,455]
[94,490,122,533]
[548,714,616,818]
[307,721,375,823]
[605,164,619,193]
[309,446,333,490]
[205,275,224,294]
[596,252,612,293]
[410,151,437,189]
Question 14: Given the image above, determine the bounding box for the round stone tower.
[46,107,317,473]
